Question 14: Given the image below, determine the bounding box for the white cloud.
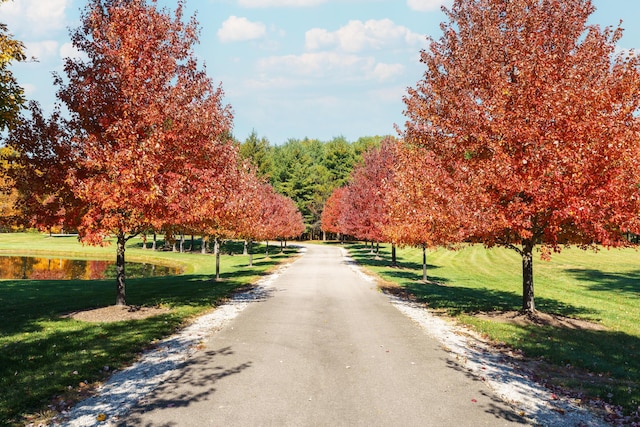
[372,63,405,81]
[0,0,71,37]
[60,43,88,61]
[305,19,427,53]
[257,52,403,83]
[407,0,450,12]
[217,16,267,42]
[25,40,59,61]
[21,83,37,97]
[368,84,408,103]
[259,52,371,79]
[238,0,327,7]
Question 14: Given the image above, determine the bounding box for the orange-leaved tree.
[56,0,234,305]
[254,185,304,256]
[403,0,640,313]
[5,102,83,233]
[320,186,348,241]
[384,142,464,281]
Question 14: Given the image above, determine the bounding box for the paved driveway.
[120,244,526,426]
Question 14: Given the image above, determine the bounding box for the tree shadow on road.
[443,357,533,425]
[118,346,252,426]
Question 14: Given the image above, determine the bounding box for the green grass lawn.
[346,242,640,416]
[0,232,296,426]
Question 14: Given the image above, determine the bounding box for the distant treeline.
[238,131,390,238]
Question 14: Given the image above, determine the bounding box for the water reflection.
[0,256,181,280]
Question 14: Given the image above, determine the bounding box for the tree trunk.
[422,244,427,283]
[116,232,127,306]
[391,243,397,267]
[265,241,269,257]
[179,233,185,253]
[152,232,157,251]
[214,237,221,281]
[141,234,147,250]
[190,234,194,252]
[521,239,536,314]
[243,240,248,255]
[201,235,208,254]
[248,239,253,267]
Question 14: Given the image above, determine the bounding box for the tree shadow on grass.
[385,278,594,318]
[564,268,640,295]
[0,313,186,425]
[0,269,275,337]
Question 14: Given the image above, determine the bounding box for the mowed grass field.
[0,232,297,426]
[346,242,640,417]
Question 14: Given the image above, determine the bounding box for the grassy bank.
[346,242,640,416]
[0,232,297,426]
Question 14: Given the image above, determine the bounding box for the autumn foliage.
[320,186,348,238]
[4,0,303,306]
[320,0,640,313]
[402,0,640,312]
[5,102,81,233]
[338,138,397,244]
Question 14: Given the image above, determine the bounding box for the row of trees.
[0,0,304,305]
[322,0,640,315]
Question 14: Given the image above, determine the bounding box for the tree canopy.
[402,0,640,313]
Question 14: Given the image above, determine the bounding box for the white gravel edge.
[50,259,296,427]
[341,248,607,427]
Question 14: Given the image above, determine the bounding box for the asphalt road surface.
[120,244,527,426]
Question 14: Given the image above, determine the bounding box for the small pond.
[0,256,181,280]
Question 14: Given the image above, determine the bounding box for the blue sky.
[2,0,639,144]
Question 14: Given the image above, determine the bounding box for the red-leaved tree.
[403,0,640,313]
[56,0,234,305]
[253,184,305,256]
[340,138,398,250]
